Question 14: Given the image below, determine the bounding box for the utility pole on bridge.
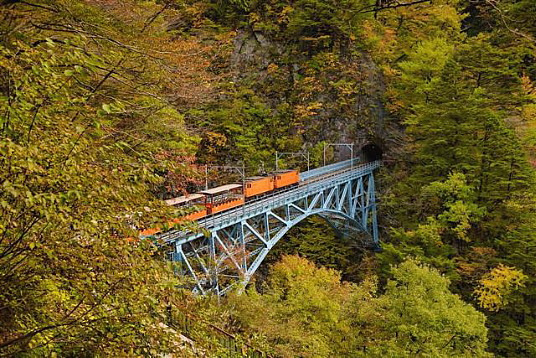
[323,143,354,168]
[275,151,310,171]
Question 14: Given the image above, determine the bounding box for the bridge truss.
[157,160,381,295]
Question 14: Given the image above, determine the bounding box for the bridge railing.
[210,161,378,225]
[300,157,361,181]
[161,161,380,243]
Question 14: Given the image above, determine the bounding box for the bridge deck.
[156,160,380,245]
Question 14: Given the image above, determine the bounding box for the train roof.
[165,193,204,206]
[273,169,298,173]
[245,176,270,181]
[199,183,243,195]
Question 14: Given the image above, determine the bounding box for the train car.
[139,226,160,237]
[273,169,300,189]
[165,193,207,221]
[243,176,275,198]
[140,168,301,238]
[199,184,245,215]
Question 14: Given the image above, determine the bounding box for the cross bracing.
[157,160,381,295]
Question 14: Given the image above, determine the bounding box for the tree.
[474,264,527,312]
[228,255,355,357]
[486,193,536,356]
[228,256,491,357]
[358,259,491,357]
[0,0,218,355]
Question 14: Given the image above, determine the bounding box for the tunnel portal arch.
[360,143,383,162]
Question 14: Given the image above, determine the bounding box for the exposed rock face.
[231,30,275,69]
[229,28,401,160]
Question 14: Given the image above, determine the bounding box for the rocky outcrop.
[228,28,400,160]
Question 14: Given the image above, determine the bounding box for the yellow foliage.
[521,103,536,123]
[521,73,536,98]
[267,63,279,75]
[295,102,323,119]
[474,264,527,312]
[278,5,293,24]
[249,11,261,23]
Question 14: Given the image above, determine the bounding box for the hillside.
[1,0,535,356]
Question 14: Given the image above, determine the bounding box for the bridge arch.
[242,208,372,286]
[167,160,381,295]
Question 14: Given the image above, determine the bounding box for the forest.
[0,0,535,356]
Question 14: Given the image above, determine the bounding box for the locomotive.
[140,169,299,236]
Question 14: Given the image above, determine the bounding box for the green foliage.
[397,37,454,105]
[378,173,487,284]
[377,1,536,356]
[193,87,286,167]
[422,173,486,242]
[0,0,218,355]
[228,255,355,357]
[483,194,536,356]
[229,256,491,357]
[0,0,534,356]
[361,259,491,357]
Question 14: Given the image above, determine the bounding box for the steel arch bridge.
[154,160,381,295]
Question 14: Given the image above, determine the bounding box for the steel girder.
[165,162,380,295]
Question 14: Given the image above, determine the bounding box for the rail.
[158,161,380,244]
[201,160,378,229]
[299,157,361,181]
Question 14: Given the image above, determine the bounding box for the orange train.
[140,170,299,236]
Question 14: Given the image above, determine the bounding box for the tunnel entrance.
[360,143,383,162]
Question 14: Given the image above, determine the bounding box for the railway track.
[155,159,379,244]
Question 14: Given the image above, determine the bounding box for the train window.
[247,184,251,188]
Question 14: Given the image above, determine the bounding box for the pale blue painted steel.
[300,157,360,181]
[158,160,381,295]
